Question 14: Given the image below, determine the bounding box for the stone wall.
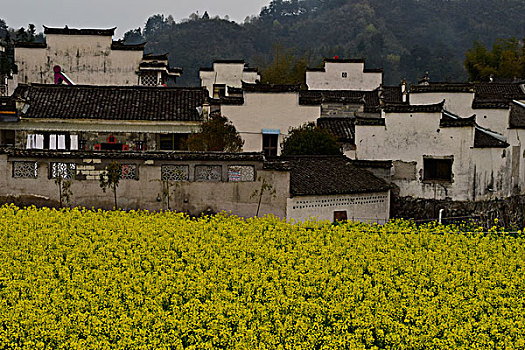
[0,153,290,218]
[392,194,525,229]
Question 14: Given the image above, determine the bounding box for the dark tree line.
[123,0,524,86]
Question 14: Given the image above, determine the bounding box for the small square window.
[423,158,453,182]
[13,161,38,178]
[195,165,222,182]
[161,165,189,181]
[121,164,138,180]
[262,134,278,157]
[50,162,76,179]
[228,165,255,182]
[342,72,348,78]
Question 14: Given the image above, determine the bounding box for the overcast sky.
[2,0,272,38]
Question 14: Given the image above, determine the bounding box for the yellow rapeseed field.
[0,204,524,349]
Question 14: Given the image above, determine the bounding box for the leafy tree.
[261,44,309,87]
[15,27,27,42]
[123,28,144,44]
[186,114,244,152]
[465,38,525,81]
[251,176,276,217]
[281,122,342,156]
[55,174,72,208]
[27,24,36,42]
[99,161,122,209]
[144,14,170,40]
[202,11,210,20]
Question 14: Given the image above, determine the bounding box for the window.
[0,130,15,146]
[50,162,76,179]
[13,161,38,178]
[342,72,348,78]
[228,165,255,182]
[263,134,278,157]
[141,72,158,86]
[121,164,138,180]
[334,211,348,222]
[423,158,453,181]
[159,133,188,151]
[195,165,222,182]
[161,165,189,181]
[213,84,226,98]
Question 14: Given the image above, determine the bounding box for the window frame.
[262,134,278,157]
[423,157,453,182]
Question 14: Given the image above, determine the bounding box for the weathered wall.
[306,62,382,91]
[409,91,509,134]
[2,120,200,150]
[15,34,143,85]
[410,92,474,118]
[286,191,390,223]
[0,155,289,218]
[355,111,510,201]
[221,92,321,154]
[200,63,260,97]
[392,195,525,229]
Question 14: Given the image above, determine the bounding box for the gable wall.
[306,62,382,91]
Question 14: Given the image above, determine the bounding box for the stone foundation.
[392,195,525,229]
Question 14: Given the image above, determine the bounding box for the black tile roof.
[242,82,301,93]
[227,86,243,95]
[381,86,405,104]
[111,41,145,51]
[439,111,477,127]
[143,53,168,60]
[43,26,116,36]
[509,102,525,129]
[355,117,385,126]
[474,128,509,148]
[282,155,391,196]
[213,59,245,64]
[1,148,265,161]
[317,117,354,143]
[472,82,525,109]
[299,90,379,110]
[474,82,525,98]
[210,96,245,105]
[324,58,365,63]
[410,83,474,93]
[383,101,444,113]
[14,42,47,48]
[14,84,208,122]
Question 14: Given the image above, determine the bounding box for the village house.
[0,149,391,222]
[216,82,321,156]
[199,60,260,98]
[306,58,383,91]
[14,26,181,87]
[0,84,208,151]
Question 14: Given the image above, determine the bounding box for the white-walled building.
[355,102,513,201]
[219,82,320,156]
[199,60,260,98]
[306,58,383,91]
[14,26,181,87]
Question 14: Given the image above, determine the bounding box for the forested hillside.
[128,0,524,86]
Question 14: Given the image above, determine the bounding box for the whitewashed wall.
[15,34,143,85]
[306,62,382,91]
[200,62,260,97]
[221,92,321,153]
[287,191,390,223]
[410,92,474,118]
[409,92,510,134]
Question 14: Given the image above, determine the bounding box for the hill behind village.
[133,0,525,86]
